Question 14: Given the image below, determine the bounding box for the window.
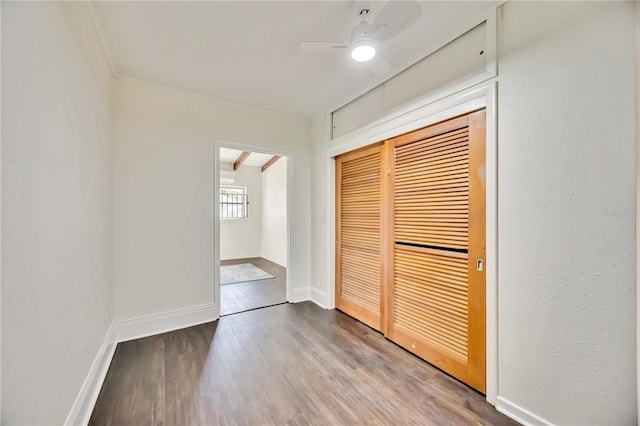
[220,186,248,219]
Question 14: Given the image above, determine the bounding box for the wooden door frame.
[325,82,498,404]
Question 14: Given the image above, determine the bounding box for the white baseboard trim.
[65,302,219,425]
[290,286,310,303]
[114,302,217,343]
[64,324,116,426]
[496,396,553,426]
[310,287,329,309]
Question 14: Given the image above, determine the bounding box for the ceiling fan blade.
[300,41,348,51]
[373,0,422,42]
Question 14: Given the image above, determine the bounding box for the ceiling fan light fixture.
[351,42,376,62]
[350,21,377,62]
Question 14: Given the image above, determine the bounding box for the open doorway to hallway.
[218,147,289,316]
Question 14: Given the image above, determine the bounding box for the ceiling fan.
[301,1,423,62]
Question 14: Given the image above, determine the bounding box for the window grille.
[220,186,248,219]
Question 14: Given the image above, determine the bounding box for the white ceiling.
[92,1,494,118]
[219,147,275,167]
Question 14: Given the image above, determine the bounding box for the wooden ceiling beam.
[261,156,281,173]
[233,151,251,171]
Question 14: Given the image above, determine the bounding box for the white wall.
[310,115,330,307]
[261,157,288,267]
[497,2,636,424]
[113,77,311,321]
[220,162,262,260]
[1,2,114,424]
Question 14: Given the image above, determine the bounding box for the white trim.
[325,81,499,405]
[213,140,293,306]
[291,286,311,303]
[65,302,221,425]
[0,2,3,419]
[64,324,116,426]
[635,2,640,421]
[496,397,554,426]
[329,81,494,157]
[326,156,336,310]
[114,303,217,343]
[310,287,329,309]
[483,82,498,405]
[213,144,221,318]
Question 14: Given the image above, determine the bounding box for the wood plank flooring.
[220,257,286,316]
[90,302,518,426]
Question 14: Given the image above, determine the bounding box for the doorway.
[216,146,289,316]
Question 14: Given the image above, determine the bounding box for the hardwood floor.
[90,302,518,426]
[220,257,286,316]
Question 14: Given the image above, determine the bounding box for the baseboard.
[310,287,329,308]
[290,286,310,303]
[64,324,116,426]
[114,302,218,342]
[64,303,219,425]
[259,255,286,268]
[496,396,553,426]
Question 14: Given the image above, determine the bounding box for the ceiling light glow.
[350,20,377,62]
[351,43,376,62]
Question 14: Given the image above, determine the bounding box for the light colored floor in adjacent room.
[220,257,286,316]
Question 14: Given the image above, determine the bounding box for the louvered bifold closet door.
[335,145,383,331]
[388,110,486,392]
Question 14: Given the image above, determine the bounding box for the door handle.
[477,259,484,272]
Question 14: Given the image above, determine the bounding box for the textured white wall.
[113,77,311,320]
[498,1,636,423]
[261,157,288,267]
[1,2,114,423]
[220,163,262,260]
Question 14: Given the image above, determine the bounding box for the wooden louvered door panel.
[335,144,383,331]
[388,110,486,392]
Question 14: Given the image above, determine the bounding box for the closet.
[335,109,486,392]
